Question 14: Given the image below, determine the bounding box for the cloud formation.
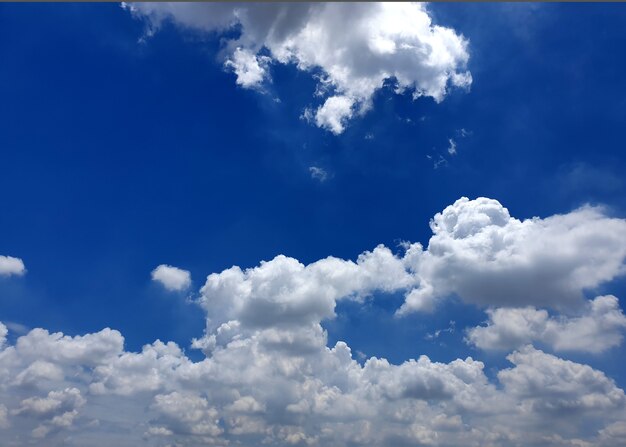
[399,197,626,314]
[467,295,626,353]
[1,319,624,445]
[308,166,328,182]
[0,255,25,277]
[151,264,192,291]
[1,197,626,445]
[124,2,471,133]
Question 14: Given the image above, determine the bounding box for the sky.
[2,2,626,446]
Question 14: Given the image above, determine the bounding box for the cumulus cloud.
[124,2,472,133]
[1,196,626,445]
[151,264,192,291]
[13,388,85,418]
[467,295,626,353]
[499,345,625,414]
[0,255,25,277]
[1,320,624,446]
[194,245,415,346]
[13,388,85,439]
[399,197,626,314]
[224,47,270,88]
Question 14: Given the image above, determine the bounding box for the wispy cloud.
[309,166,329,182]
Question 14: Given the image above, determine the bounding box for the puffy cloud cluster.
[123,2,471,133]
[1,196,626,445]
[499,346,625,414]
[400,197,626,314]
[14,388,86,439]
[467,295,626,353]
[151,264,192,291]
[192,245,416,353]
[0,321,624,446]
[0,255,25,277]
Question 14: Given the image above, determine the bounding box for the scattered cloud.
[447,138,457,155]
[426,153,448,169]
[425,321,456,340]
[151,264,191,292]
[124,3,471,134]
[308,166,329,182]
[224,48,271,89]
[0,255,25,277]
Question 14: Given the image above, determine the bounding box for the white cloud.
[11,327,124,367]
[150,391,222,437]
[195,245,415,343]
[308,166,328,182]
[313,95,355,135]
[14,360,64,387]
[499,345,625,413]
[151,264,191,291]
[14,388,85,418]
[1,196,626,445]
[399,197,626,314]
[224,47,270,88]
[0,255,25,277]
[124,3,471,133]
[467,295,626,353]
[447,138,457,155]
[12,388,85,439]
[1,317,624,446]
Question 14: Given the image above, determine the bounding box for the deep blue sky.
[2,2,626,381]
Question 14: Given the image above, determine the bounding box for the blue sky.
[2,3,626,446]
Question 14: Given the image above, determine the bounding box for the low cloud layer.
[1,197,626,446]
[124,2,471,134]
[1,322,625,446]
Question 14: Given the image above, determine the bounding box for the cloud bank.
[123,2,472,134]
[1,197,626,446]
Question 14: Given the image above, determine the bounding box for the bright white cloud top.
[399,197,626,314]
[123,2,472,134]
[0,255,25,277]
[151,264,191,291]
[1,197,626,446]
